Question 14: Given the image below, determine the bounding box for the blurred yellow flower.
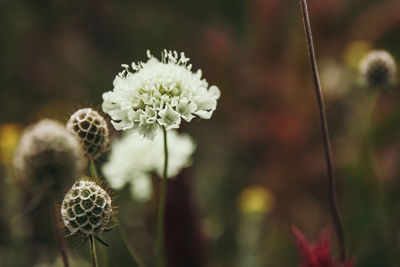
[344,40,371,70]
[238,185,274,215]
[0,123,22,165]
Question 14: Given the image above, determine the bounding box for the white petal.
[209,85,221,99]
[138,121,159,140]
[157,105,181,130]
[194,110,213,119]
[177,101,197,122]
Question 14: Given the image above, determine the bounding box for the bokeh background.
[2,0,400,266]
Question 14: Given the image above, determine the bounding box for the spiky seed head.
[61,179,113,237]
[13,119,85,193]
[67,108,110,160]
[359,50,397,88]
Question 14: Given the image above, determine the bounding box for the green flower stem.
[89,235,98,267]
[362,93,400,266]
[90,159,99,181]
[155,126,169,267]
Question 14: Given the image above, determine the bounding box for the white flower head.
[102,129,196,201]
[102,50,221,139]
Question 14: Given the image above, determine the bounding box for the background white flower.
[102,50,221,139]
[359,49,397,88]
[102,129,196,201]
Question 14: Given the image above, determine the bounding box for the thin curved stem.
[51,204,70,267]
[299,0,346,262]
[155,126,168,267]
[117,225,147,267]
[89,235,98,267]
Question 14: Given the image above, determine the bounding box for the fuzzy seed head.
[13,119,85,192]
[61,179,112,237]
[67,108,110,160]
[360,50,397,88]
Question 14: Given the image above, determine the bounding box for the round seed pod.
[61,179,113,237]
[67,108,110,160]
[13,119,85,193]
[359,50,397,88]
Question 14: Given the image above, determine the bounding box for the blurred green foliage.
[2,0,400,266]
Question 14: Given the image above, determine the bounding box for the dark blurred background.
[2,0,400,266]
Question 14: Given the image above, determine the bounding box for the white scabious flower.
[102,50,221,139]
[102,129,196,201]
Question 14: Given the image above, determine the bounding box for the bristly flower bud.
[13,119,85,193]
[61,179,113,237]
[359,50,397,88]
[67,108,110,160]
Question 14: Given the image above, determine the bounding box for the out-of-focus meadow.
[2,0,400,266]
